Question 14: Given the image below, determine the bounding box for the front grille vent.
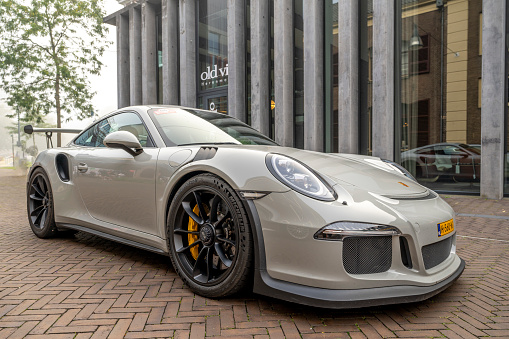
[399,237,413,269]
[342,236,392,274]
[422,235,454,270]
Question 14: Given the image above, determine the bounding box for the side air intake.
[55,154,70,182]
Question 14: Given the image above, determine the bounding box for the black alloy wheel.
[168,174,253,298]
[27,168,57,238]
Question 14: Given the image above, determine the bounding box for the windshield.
[148,107,278,146]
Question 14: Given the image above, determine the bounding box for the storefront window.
[246,0,251,125]
[324,0,338,153]
[325,0,372,154]
[270,0,275,139]
[294,0,304,149]
[157,12,162,104]
[197,0,228,113]
[397,0,482,193]
[359,0,372,155]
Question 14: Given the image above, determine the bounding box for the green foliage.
[0,0,111,126]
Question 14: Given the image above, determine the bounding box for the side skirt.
[57,223,169,256]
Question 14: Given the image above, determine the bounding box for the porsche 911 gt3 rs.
[26,106,464,308]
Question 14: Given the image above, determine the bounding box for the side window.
[110,113,154,147]
[74,112,154,147]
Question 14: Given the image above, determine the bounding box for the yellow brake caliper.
[188,204,209,260]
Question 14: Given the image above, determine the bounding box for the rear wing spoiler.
[24,125,82,148]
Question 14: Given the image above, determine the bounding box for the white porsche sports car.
[26,106,464,308]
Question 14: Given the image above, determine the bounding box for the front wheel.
[167,174,253,298]
[27,168,58,238]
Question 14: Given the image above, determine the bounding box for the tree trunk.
[55,71,61,147]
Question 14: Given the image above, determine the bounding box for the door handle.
[77,163,88,173]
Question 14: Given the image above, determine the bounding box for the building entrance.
[199,89,228,114]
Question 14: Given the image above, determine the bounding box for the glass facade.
[197,0,228,113]
[294,0,304,149]
[359,0,373,155]
[397,0,482,193]
[246,0,251,125]
[110,0,509,197]
[324,0,338,153]
[157,12,162,104]
[325,0,372,154]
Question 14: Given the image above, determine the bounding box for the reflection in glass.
[149,108,277,146]
[360,0,373,155]
[294,0,304,149]
[198,0,228,92]
[157,12,162,104]
[324,0,338,152]
[398,0,482,193]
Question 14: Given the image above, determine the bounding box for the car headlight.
[266,154,337,201]
[382,159,416,181]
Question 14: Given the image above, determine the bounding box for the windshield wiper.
[177,142,240,146]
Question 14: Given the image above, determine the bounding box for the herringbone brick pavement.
[1,174,508,338]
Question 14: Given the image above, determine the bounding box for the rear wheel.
[27,168,57,238]
[167,174,253,298]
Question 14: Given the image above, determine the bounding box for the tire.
[27,168,58,238]
[167,174,253,298]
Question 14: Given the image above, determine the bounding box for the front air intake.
[342,236,392,274]
[422,235,454,270]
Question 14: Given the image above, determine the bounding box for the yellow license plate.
[438,219,454,237]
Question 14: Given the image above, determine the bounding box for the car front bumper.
[243,186,464,308]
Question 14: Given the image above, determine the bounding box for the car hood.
[224,145,429,199]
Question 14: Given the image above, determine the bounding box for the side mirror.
[103,131,143,156]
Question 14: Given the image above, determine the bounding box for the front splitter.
[253,258,465,309]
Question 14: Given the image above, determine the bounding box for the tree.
[0,0,110,146]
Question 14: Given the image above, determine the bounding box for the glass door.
[199,89,228,114]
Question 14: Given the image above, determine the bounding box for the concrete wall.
[250,0,270,135]
[372,0,395,160]
[481,0,507,199]
[227,0,247,122]
[274,0,294,147]
[116,13,130,108]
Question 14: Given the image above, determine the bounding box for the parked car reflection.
[401,143,481,182]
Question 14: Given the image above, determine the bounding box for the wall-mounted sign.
[200,63,228,90]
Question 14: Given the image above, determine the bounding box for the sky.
[0,0,123,153]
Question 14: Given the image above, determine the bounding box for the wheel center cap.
[200,224,215,246]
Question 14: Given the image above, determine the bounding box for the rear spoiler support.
[24,125,82,149]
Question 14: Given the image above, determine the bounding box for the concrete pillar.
[141,1,157,104]
[481,0,507,199]
[274,0,293,147]
[250,0,270,134]
[337,0,359,154]
[179,0,196,107]
[372,0,395,160]
[129,7,142,105]
[227,0,246,122]
[162,0,179,105]
[303,1,324,152]
[117,13,130,109]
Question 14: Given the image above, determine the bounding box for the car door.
[72,111,159,235]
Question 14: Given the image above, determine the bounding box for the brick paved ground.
[1,174,508,338]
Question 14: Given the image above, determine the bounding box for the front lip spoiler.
[253,258,465,309]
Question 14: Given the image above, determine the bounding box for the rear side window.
[74,112,154,147]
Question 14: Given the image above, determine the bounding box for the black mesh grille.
[422,235,454,270]
[342,236,392,274]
